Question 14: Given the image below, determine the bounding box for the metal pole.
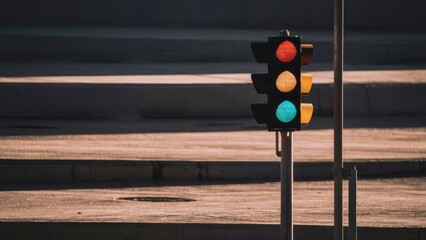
[281,131,293,240]
[334,0,344,237]
[348,167,357,240]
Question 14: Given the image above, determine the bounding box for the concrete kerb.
[1,159,425,183]
[0,222,424,240]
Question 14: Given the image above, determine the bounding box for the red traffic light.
[276,41,297,63]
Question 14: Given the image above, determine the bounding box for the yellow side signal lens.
[301,73,313,95]
[276,71,297,93]
[301,103,314,125]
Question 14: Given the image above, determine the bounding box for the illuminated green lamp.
[275,100,297,123]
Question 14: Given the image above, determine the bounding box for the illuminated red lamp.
[275,41,297,62]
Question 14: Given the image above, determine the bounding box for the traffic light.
[251,31,314,131]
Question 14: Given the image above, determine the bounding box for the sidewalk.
[1,61,425,83]
[1,116,425,162]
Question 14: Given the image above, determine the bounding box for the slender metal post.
[334,0,344,237]
[348,167,357,240]
[281,131,293,240]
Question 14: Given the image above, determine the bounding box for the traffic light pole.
[281,131,293,240]
[251,31,314,240]
[334,0,344,238]
[348,166,357,240]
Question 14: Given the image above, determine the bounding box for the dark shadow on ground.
[1,173,424,191]
[0,116,425,136]
[0,179,278,191]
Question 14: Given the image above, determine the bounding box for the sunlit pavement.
[1,178,425,228]
[0,116,424,162]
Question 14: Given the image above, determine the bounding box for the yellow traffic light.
[276,71,297,93]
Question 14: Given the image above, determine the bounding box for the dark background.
[1,0,425,31]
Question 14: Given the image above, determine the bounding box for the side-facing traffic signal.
[251,31,314,131]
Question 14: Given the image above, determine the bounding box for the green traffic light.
[276,100,296,123]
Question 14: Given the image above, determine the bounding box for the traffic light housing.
[251,33,313,131]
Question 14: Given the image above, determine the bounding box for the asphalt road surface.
[1,177,424,228]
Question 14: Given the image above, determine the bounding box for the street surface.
[0,116,425,162]
[1,178,424,228]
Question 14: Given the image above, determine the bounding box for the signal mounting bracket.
[276,131,282,157]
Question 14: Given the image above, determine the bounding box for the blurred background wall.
[1,0,425,31]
